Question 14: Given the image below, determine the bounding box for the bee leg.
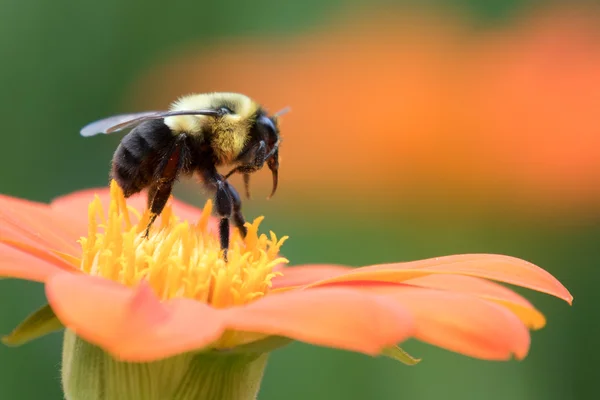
[218,217,230,261]
[225,181,247,238]
[214,179,233,261]
[203,168,248,261]
[237,140,278,199]
[215,182,247,261]
[144,136,187,238]
[224,141,267,180]
[242,173,251,199]
[247,140,267,170]
[144,181,175,238]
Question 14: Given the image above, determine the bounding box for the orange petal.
[46,273,225,362]
[272,264,352,289]
[0,194,81,256]
[0,243,68,282]
[51,187,148,236]
[51,187,210,226]
[372,286,530,360]
[52,187,141,217]
[403,274,546,329]
[222,288,414,355]
[308,254,572,304]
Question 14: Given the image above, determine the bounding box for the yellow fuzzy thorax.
[79,181,288,308]
[164,93,259,163]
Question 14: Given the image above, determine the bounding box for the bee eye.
[258,115,276,134]
[218,106,233,115]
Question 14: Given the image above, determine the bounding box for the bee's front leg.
[224,141,267,179]
[224,141,267,199]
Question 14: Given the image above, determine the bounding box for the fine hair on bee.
[80,92,288,260]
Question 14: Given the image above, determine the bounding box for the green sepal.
[2,303,63,346]
[62,330,270,400]
[382,346,421,365]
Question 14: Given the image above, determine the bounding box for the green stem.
[62,330,269,400]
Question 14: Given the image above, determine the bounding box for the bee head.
[256,114,281,200]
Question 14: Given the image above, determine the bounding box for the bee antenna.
[273,106,291,118]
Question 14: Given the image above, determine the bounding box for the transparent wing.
[80,109,222,137]
[80,111,162,137]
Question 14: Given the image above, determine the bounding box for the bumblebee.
[81,92,286,258]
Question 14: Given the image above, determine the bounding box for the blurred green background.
[0,0,595,399]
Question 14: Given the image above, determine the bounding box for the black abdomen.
[111,119,176,197]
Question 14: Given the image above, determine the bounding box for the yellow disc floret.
[79,181,288,308]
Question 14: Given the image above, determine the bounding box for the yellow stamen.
[79,181,288,308]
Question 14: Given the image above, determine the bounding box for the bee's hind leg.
[144,181,175,238]
[143,136,187,238]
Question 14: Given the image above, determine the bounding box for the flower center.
[79,181,288,308]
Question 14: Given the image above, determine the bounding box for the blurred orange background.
[126,6,600,220]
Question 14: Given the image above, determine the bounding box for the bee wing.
[80,109,222,137]
[80,111,163,137]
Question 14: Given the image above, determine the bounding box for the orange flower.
[0,183,571,397]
